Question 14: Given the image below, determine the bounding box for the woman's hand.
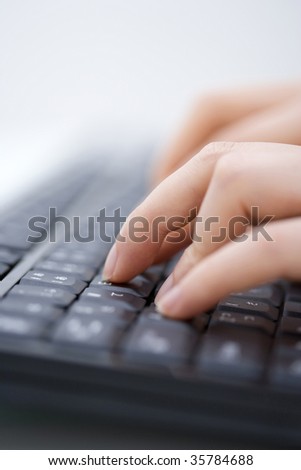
[152,82,301,185]
[103,141,301,319]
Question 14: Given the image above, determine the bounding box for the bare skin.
[103,82,301,319]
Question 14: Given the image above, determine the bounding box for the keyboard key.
[286,284,301,302]
[139,304,170,322]
[35,260,95,282]
[60,241,106,254]
[193,314,210,333]
[274,336,301,356]
[232,284,283,307]
[68,300,136,324]
[196,329,270,380]
[0,313,46,338]
[283,301,301,318]
[211,310,275,336]
[122,319,198,365]
[91,274,154,298]
[0,298,62,322]
[218,295,279,321]
[270,356,301,387]
[81,288,146,311]
[0,247,20,265]
[0,262,9,278]
[53,315,124,349]
[142,265,164,283]
[279,316,301,336]
[139,305,203,333]
[0,231,32,251]
[9,285,75,307]
[48,248,104,268]
[21,270,87,294]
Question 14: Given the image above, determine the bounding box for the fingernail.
[155,275,174,302]
[155,286,182,317]
[102,244,118,281]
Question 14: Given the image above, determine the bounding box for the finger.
[157,142,301,297]
[152,82,301,184]
[156,217,301,319]
[211,94,301,146]
[103,142,235,282]
[152,224,193,264]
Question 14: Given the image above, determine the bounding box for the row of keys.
[0,250,162,344]
[91,275,155,298]
[218,296,279,321]
[0,172,98,283]
[0,247,21,265]
[3,250,301,388]
[21,270,87,295]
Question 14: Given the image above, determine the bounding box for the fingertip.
[102,244,118,281]
[155,285,184,318]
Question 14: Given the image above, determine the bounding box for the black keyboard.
[1,161,301,447]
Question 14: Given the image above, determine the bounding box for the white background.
[1,0,301,203]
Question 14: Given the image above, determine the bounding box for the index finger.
[103,142,232,282]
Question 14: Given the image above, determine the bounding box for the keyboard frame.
[0,335,301,448]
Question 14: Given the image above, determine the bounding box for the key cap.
[81,288,145,311]
[0,263,9,278]
[53,315,124,349]
[211,310,275,335]
[283,301,301,318]
[286,283,301,302]
[98,265,163,285]
[142,265,164,284]
[91,275,154,298]
[0,313,46,338]
[196,329,270,380]
[122,319,198,365]
[270,356,301,387]
[193,314,210,333]
[274,336,301,356]
[232,284,283,307]
[139,305,200,333]
[0,247,20,265]
[0,231,32,251]
[138,304,194,327]
[35,260,95,282]
[9,285,75,307]
[21,270,87,294]
[0,298,62,322]
[62,241,109,256]
[279,316,301,336]
[68,300,136,324]
[139,304,170,322]
[218,295,279,321]
[48,248,104,268]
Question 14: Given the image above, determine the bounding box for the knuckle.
[194,141,238,166]
[212,146,249,187]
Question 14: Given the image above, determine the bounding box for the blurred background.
[1,0,301,203]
